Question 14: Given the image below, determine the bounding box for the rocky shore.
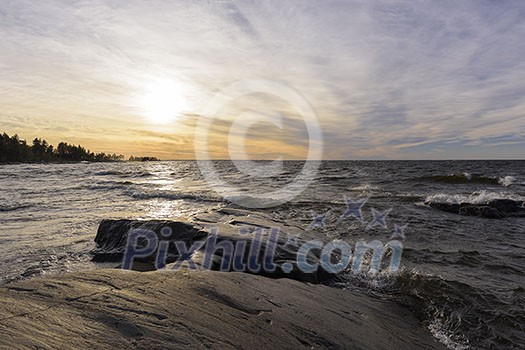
[0,269,445,349]
[0,208,447,349]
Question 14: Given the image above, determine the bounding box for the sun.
[140,79,188,124]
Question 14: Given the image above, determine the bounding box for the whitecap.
[424,190,525,205]
[498,175,516,187]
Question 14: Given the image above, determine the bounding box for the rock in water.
[487,199,519,213]
[425,199,525,219]
[458,205,505,219]
[424,202,460,214]
[92,219,207,262]
[92,210,338,283]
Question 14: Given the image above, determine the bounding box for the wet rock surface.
[425,199,525,219]
[0,269,446,349]
[93,219,208,262]
[92,209,337,283]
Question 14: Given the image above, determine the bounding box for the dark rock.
[507,210,525,218]
[92,212,340,284]
[425,202,460,214]
[459,205,505,219]
[487,199,520,213]
[92,219,207,262]
[426,199,525,219]
[186,224,335,283]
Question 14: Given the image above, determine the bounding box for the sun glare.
[140,79,188,124]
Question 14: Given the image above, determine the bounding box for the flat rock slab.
[0,269,446,349]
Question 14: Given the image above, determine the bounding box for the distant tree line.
[0,132,124,163]
[128,155,160,162]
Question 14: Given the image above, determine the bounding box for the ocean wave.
[320,173,354,180]
[224,194,284,208]
[402,248,487,268]
[128,190,220,203]
[351,183,380,191]
[84,180,135,191]
[94,170,153,178]
[498,175,516,187]
[94,170,124,176]
[416,173,517,186]
[393,271,523,350]
[340,269,521,349]
[424,190,525,205]
[131,172,154,178]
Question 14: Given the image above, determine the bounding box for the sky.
[1,0,525,160]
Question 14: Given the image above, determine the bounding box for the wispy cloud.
[1,0,524,159]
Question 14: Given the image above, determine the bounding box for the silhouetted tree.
[128,155,159,162]
[0,132,125,163]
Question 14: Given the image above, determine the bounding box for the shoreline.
[0,268,446,349]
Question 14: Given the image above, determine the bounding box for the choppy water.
[0,160,524,349]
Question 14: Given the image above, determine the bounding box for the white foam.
[428,316,471,350]
[351,183,380,191]
[463,172,472,181]
[498,176,516,187]
[425,190,525,205]
[224,194,282,208]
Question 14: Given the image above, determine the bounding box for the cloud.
[0,0,524,159]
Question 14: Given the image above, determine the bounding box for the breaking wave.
[339,269,522,349]
[128,189,221,203]
[416,173,517,187]
[424,190,525,205]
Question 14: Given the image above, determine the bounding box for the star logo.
[390,224,407,240]
[285,233,300,246]
[337,196,369,223]
[308,210,331,230]
[366,207,392,230]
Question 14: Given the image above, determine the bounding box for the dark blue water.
[0,160,524,349]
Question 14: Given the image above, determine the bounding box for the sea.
[0,160,523,349]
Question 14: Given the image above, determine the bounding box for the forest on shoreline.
[0,132,125,163]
